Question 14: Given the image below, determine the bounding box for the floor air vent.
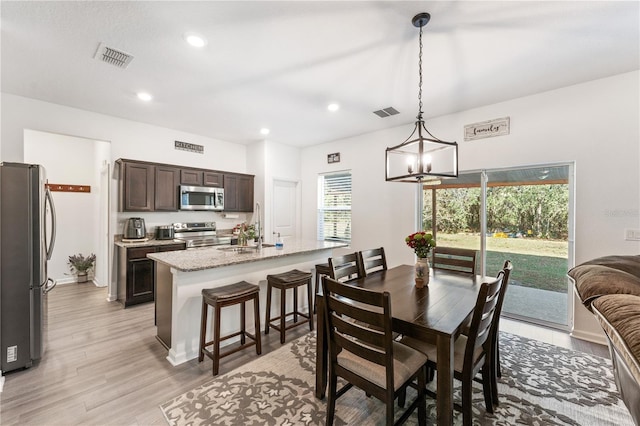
[373,107,400,118]
[94,43,134,69]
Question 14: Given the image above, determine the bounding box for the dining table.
[315,264,489,426]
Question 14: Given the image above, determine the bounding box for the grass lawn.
[436,233,570,293]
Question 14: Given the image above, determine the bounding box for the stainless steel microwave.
[180,185,224,211]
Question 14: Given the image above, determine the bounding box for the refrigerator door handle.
[45,185,57,261]
[44,277,57,294]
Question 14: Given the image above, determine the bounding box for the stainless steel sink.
[216,244,275,252]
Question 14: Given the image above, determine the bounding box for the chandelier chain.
[417,23,423,119]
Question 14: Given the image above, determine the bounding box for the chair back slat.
[322,276,394,371]
[464,272,503,367]
[358,247,388,277]
[329,253,363,282]
[432,246,477,275]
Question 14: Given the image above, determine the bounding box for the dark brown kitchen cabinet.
[223,173,254,212]
[180,169,223,187]
[155,166,180,211]
[203,172,223,187]
[118,158,247,211]
[117,243,185,307]
[122,162,154,211]
[180,169,203,186]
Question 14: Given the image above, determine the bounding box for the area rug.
[160,332,634,425]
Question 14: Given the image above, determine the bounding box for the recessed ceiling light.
[260,128,270,135]
[184,32,207,48]
[137,92,153,102]
[327,103,340,112]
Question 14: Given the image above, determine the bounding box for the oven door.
[180,185,222,211]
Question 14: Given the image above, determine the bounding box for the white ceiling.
[1,1,638,147]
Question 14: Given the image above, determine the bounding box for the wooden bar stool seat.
[265,269,313,344]
[198,281,262,376]
[314,263,332,313]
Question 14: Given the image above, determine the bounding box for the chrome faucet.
[255,202,262,249]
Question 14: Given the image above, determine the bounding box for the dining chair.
[358,247,388,277]
[400,272,504,426]
[322,275,427,426]
[431,246,477,275]
[489,260,513,403]
[328,252,363,282]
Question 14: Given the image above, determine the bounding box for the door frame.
[420,161,575,331]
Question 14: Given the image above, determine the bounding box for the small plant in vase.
[68,253,96,283]
[405,232,435,288]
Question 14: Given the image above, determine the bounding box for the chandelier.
[385,13,458,183]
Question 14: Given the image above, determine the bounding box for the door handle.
[44,277,57,294]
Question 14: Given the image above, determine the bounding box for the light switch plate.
[624,229,640,241]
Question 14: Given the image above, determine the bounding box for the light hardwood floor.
[0,283,609,425]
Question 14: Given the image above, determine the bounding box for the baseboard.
[570,329,608,346]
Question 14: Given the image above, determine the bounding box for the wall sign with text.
[464,117,510,141]
[175,140,204,154]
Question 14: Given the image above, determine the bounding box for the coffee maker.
[124,217,147,240]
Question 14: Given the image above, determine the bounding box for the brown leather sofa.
[568,255,640,425]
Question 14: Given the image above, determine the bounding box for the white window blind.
[318,172,352,243]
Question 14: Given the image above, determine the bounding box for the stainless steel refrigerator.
[0,162,57,373]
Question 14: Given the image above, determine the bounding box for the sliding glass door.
[422,163,574,330]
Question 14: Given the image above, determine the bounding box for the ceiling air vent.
[94,43,134,69]
[373,107,400,118]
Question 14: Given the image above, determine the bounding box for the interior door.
[272,179,298,241]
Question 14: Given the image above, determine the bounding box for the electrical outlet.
[624,229,640,241]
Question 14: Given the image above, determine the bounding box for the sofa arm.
[592,294,640,425]
[568,255,640,311]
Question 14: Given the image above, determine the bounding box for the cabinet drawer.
[157,243,185,252]
[127,247,156,260]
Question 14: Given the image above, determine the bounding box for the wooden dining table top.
[340,264,487,338]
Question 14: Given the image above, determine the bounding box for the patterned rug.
[160,332,634,425]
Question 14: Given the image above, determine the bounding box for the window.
[318,172,352,242]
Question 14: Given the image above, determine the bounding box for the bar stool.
[198,281,262,376]
[265,269,313,344]
[314,263,332,313]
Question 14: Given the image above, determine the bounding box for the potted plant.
[68,253,96,283]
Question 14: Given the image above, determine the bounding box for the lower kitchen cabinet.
[117,243,185,307]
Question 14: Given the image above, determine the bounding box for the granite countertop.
[114,237,186,248]
[147,240,347,272]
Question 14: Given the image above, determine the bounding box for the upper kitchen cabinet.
[154,166,180,211]
[203,172,223,187]
[180,169,223,187]
[223,173,254,212]
[117,159,248,212]
[120,161,154,211]
[118,159,179,212]
[180,169,203,186]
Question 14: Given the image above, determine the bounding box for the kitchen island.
[147,240,346,366]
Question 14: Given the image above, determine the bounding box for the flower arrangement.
[68,253,96,274]
[233,223,256,239]
[405,232,435,258]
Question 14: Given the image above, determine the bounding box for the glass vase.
[415,257,430,288]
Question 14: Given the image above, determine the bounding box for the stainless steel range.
[173,222,231,248]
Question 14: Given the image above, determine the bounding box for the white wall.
[300,70,640,343]
[23,130,110,285]
[1,94,252,300]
